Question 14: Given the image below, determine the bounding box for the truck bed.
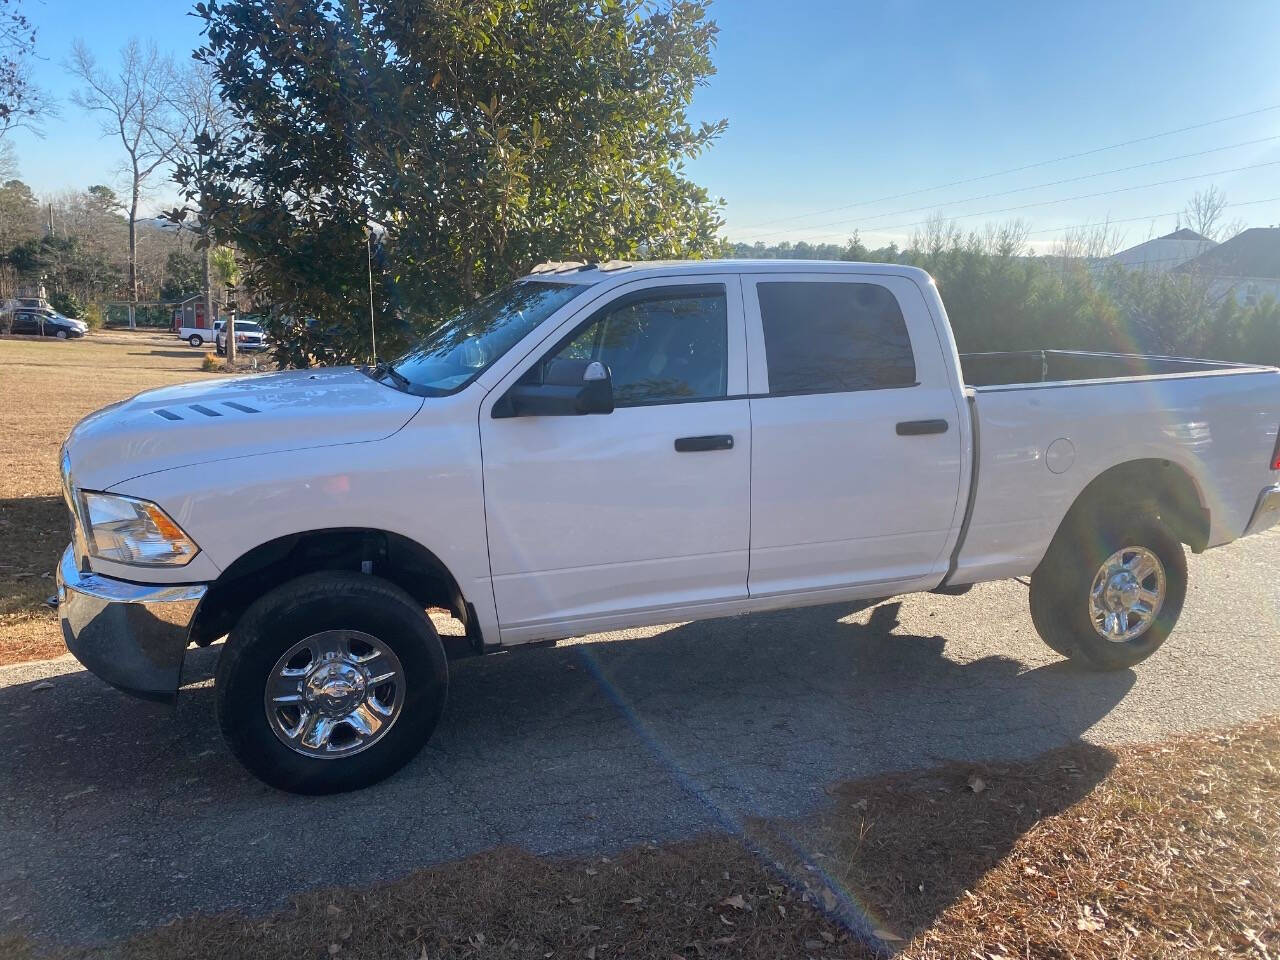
[949,349,1280,589]
[959,349,1250,388]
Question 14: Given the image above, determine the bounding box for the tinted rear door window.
[757,281,916,394]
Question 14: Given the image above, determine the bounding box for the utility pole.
[366,228,377,364]
[225,284,237,369]
[202,246,213,354]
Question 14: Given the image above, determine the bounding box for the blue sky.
[8,0,1280,251]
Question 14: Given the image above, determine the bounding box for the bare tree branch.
[1183,186,1229,241]
[68,37,177,323]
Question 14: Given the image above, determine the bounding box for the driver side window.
[542,284,728,406]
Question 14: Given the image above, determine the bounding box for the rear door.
[744,273,965,598]
[480,275,752,641]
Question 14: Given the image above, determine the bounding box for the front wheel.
[1029,512,1187,670]
[216,571,448,793]
[188,334,204,347]
[55,329,69,339]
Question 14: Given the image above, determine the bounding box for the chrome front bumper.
[55,545,207,702]
[1243,484,1280,538]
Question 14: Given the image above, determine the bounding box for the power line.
[735,135,1280,241]
[723,197,1280,253]
[735,103,1280,232]
[743,161,1280,241]
[1022,196,1280,237]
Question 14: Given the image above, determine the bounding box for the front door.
[744,273,965,598]
[480,276,751,643]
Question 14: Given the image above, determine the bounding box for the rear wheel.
[188,334,204,347]
[216,571,448,793]
[1029,510,1186,670]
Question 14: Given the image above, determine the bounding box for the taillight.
[1272,430,1280,470]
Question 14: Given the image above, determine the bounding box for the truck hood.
[65,367,425,490]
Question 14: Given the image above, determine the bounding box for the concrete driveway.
[1,528,1277,945]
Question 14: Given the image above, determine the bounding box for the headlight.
[78,492,199,566]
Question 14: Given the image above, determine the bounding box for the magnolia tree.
[172,0,728,366]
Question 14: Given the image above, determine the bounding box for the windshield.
[385,280,591,396]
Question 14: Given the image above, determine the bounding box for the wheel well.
[1056,459,1210,554]
[189,529,480,658]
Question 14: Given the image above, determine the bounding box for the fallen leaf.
[327,946,340,957]
[872,928,904,942]
[1077,917,1104,932]
[32,681,54,691]
[721,894,747,910]
[967,774,986,794]
[820,931,835,943]
[325,904,342,916]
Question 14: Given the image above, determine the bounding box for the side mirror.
[493,358,615,418]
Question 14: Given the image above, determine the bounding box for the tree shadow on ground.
[0,598,1132,946]
[127,349,210,360]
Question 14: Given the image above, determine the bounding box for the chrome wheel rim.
[265,630,405,758]
[1088,546,1165,643]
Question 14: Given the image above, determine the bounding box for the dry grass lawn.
[0,331,222,664]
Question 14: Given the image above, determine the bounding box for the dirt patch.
[0,334,219,665]
[30,718,1276,960]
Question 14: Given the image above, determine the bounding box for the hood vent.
[152,401,262,422]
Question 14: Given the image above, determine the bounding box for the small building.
[1174,227,1280,306]
[1108,228,1217,273]
[171,295,222,333]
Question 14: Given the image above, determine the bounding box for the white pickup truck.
[56,260,1280,793]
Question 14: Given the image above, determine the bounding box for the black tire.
[216,571,448,794]
[216,345,224,356]
[188,334,203,347]
[55,329,69,339]
[1029,509,1187,670]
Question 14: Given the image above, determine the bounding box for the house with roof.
[1107,228,1217,273]
[1174,227,1280,306]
